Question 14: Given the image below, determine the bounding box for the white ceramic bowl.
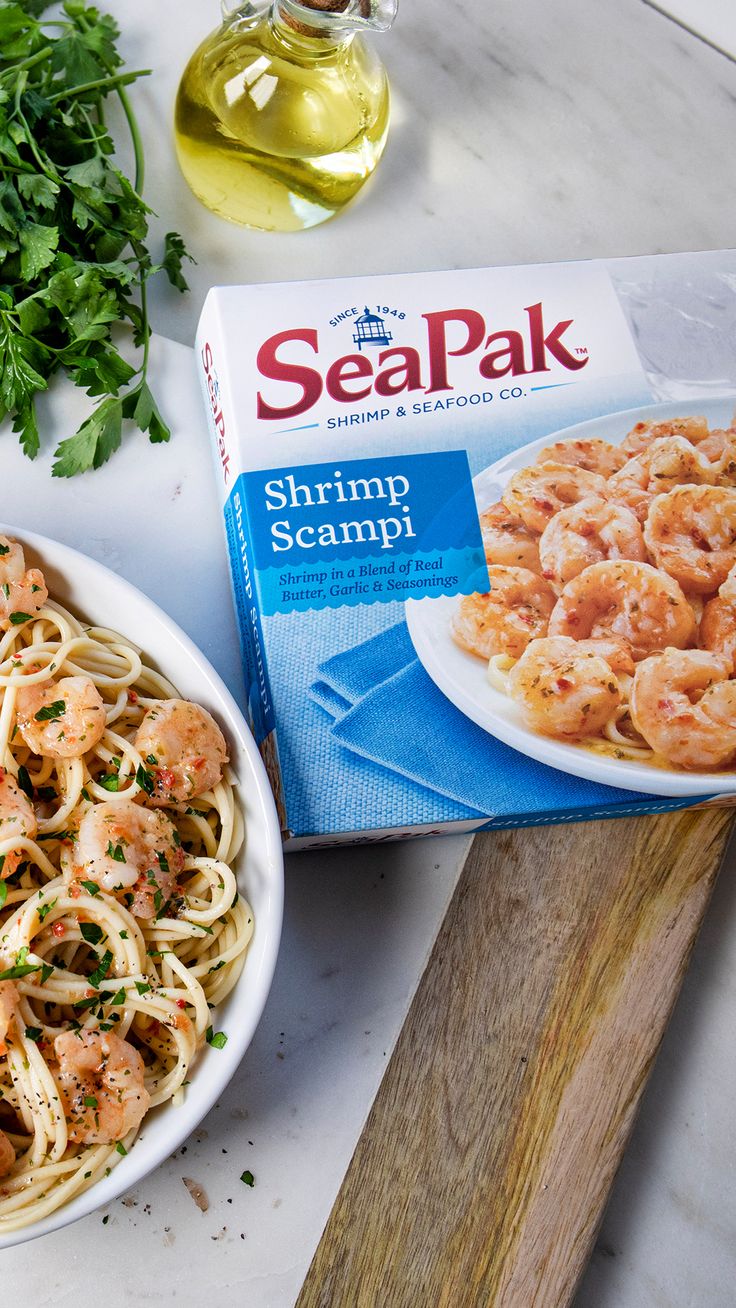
[0,524,284,1249]
[406,396,736,799]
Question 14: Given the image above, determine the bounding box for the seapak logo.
[201,342,231,483]
[255,303,590,421]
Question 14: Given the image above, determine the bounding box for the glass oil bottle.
[174,0,398,232]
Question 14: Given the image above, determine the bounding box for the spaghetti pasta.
[0,537,253,1232]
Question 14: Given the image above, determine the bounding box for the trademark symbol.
[575,346,588,357]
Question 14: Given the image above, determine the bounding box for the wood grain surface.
[296,809,734,1308]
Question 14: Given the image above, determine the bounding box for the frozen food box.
[196,250,736,848]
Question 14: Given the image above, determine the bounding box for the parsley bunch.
[0,0,192,475]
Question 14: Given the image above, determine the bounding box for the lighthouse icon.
[353,307,393,350]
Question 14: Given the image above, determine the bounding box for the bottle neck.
[270,0,356,46]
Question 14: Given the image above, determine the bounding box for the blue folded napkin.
[310,620,660,818]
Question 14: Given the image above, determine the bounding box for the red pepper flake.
[556,677,573,691]
[176,998,187,1009]
[127,689,138,704]
[157,767,176,791]
[52,921,66,938]
[68,880,82,899]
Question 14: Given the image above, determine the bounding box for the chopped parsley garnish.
[37,899,57,924]
[73,996,100,1012]
[80,880,101,897]
[40,964,54,985]
[134,981,151,995]
[119,931,128,940]
[106,842,126,863]
[0,962,37,980]
[37,830,71,842]
[0,545,8,556]
[80,922,104,946]
[24,1026,42,1043]
[135,764,154,795]
[156,852,169,874]
[9,612,33,625]
[153,889,163,915]
[116,1142,127,1156]
[1,584,8,599]
[98,775,120,792]
[208,960,225,974]
[34,700,66,722]
[0,883,7,911]
[206,1027,228,1050]
[35,786,57,803]
[146,754,158,766]
[240,1170,255,1187]
[83,1095,98,1110]
[88,950,113,987]
[16,765,33,799]
[110,988,127,1006]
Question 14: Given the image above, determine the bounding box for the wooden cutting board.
[296,807,734,1307]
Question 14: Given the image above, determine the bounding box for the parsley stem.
[47,69,150,104]
[116,85,145,195]
[0,46,54,79]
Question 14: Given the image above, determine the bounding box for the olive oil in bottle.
[175,0,397,232]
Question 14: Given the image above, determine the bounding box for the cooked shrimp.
[53,1030,150,1145]
[606,436,716,523]
[75,799,183,918]
[621,416,709,457]
[134,699,228,805]
[630,648,736,770]
[701,564,736,673]
[0,1129,15,1178]
[0,770,37,877]
[644,485,736,594]
[539,495,647,594]
[16,675,106,759]
[535,438,626,478]
[502,462,608,534]
[697,428,736,485]
[0,981,18,1055]
[0,536,47,631]
[549,560,696,660]
[507,636,633,740]
[480,502,542,573]
[451,567,555,660]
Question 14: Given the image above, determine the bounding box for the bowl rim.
[0,522,285,1249]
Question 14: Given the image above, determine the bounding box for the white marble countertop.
[5,1,736,1304]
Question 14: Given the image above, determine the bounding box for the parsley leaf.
[206,1027,228,1050]
[80,922,104,945]
[0,4,190,474]
[88,949,113,987]
[34,699,66,722]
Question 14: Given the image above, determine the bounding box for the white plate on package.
[405,397,736,799]
[0,525,284,1249]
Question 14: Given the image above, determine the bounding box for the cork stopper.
[280,0,371,34]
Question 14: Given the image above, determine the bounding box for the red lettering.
[326,354,374,403]
[480,330,528,379]
[202,341,213,373]
[257,329,323,420]
[525,303,588,372]
[422,309,486,393]
[374,347,424,397]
